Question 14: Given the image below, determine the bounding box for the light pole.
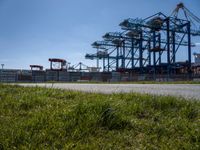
[1,64,4,69]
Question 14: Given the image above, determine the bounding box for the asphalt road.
[18,83,200,100]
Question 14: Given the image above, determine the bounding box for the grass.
[0,84,200,149]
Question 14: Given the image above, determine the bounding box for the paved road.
[18,83,200,100]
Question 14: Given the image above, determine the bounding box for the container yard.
[0,3,200,83]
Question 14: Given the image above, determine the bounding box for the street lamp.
[1,64,4,69]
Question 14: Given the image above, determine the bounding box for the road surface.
[17,83,200,100]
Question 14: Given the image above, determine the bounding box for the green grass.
[0,84,200,149]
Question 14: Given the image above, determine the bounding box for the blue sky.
[0,0,200,69]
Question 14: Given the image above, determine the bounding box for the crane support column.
[116,47,119,70]
[122,41,125,69]
[166,18,171,78]
[103,57,105,72]
[158,33,161,65]
[187,22,192,78]
[153,31,156,72]
[108,55,110,72]
[139,31,143,73]
[131,39,135,69]
[148,40,151,66]
[172,31,176,64]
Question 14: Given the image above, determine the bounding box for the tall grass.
[0,84,199,149]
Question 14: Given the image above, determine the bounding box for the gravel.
[17,83,200,100]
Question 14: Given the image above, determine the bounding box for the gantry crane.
[85,3,200,78]
[69,62,91,72]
